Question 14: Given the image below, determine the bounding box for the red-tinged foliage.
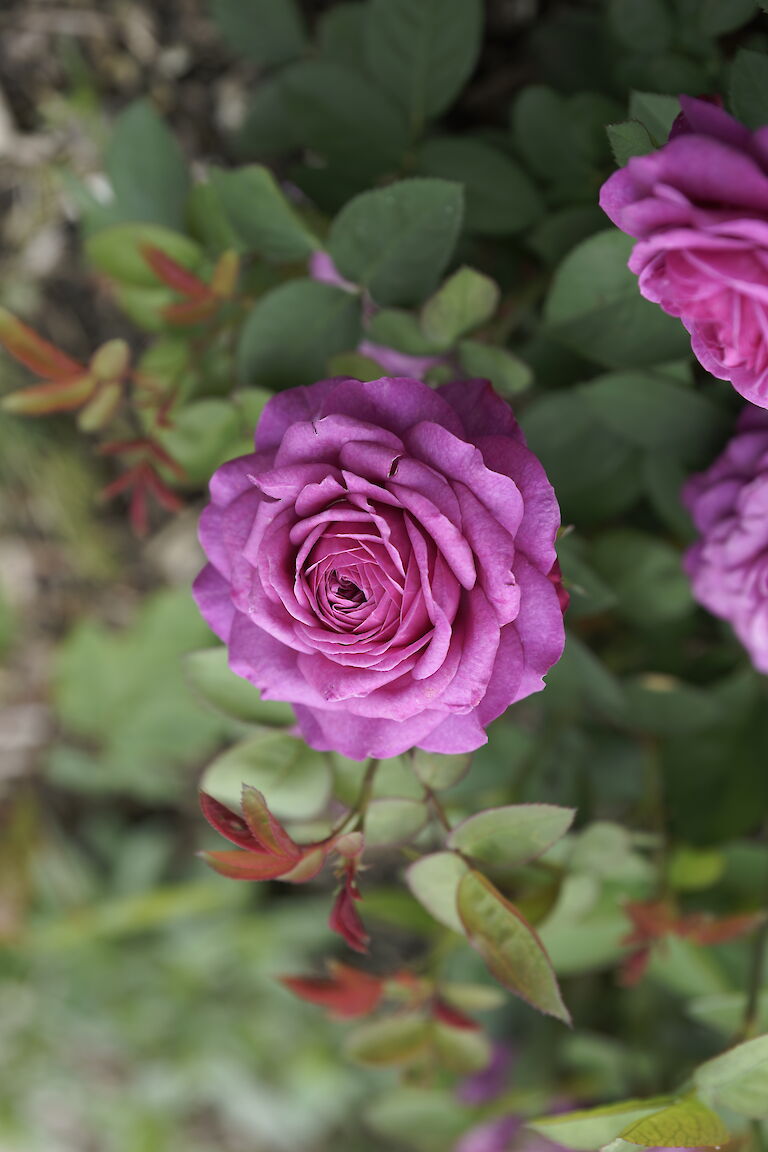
[199,791,264,851]
[329,870,369,955]
[2,375,95,416]
[240,785,302,861]
[200,848,301,881]
[678,911,763,946]
[163,298,219,326]
[280,962,384,1019]
[432,999,481,1031]
[620,900,762,985]
[0,306,84,381]
[100,460,183,537]
[141,246,211,301]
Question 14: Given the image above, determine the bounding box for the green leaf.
[581,371,725,464]
[696,1034,768,1118]
[528,206,607,265]
[628,91,681,145]
[458,341,533,397]
[608,0,673,52]
[155,400,243,487]
[730,49,768,130]
[457,870,571,1023]
[689,993,768,1037]
[366,0,482,132]
[607,121,656,166]
[406,851,469,934]
[364,799,429,848]
[420,267,499,349]
[545,231,690,368]
[326,351,387,381]
[691,0,757,34]
[318,3,368,64]
[538,876,635,976]
[208,0,306,67]
[418,137,541,236]
[106,100,190,229]
[185,648,295,727]
[236,77,305,159]
[556,533,618,620]
[281,59,409,181]
[53,589,227,801]
[365,1088,468,1152]
[328,179,463,307]
[667,845,725,892]
[621,1097,729,1147]
[207,167,319,261]
[544,634,626,722]
[367,308,443,354]
[523,389,644,525]
[345,1013,431,1067]
[527,1098,674,1151]
[411,750,471,791]
[85,224,202,287]
[591,529,694,627]
[200,730,332,821]
[238,278,362,389]
[433,1020,492,1075]
[511,85,569,183]
[449,805,575,869]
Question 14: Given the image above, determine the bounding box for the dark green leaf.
[328,179,463,307]
[591,529,693,627]
[366,0,482,132]
[236,78,305,159]
[730,48,768,129]
[581,371,725,464]
[367,309,442,354]
[209,0,306,67]
[457,870,571,1023]
[238,278,362,388]
[608,0,674,52]
[418,137,541,236]
[208,166,319,261]
[691,0,757,35]
[281,60,409,181]
[607,121,656,166]
[523,388,644,525]
[545,230,691,368]
[317,3,368,64]
[106,100,190,229]
[628,91,681,144]
[556,533,618,620]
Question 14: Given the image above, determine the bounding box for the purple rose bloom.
[600,96,768,407]
[193,376,565,760]
[683,406,768,671]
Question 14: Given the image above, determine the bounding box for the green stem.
[424,786,452,834]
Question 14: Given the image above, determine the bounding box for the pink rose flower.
[600,96,768,407]
[193,376,565,760]
[683,406,768,671]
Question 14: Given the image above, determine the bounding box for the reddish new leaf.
[141,245,211,300]
[199,848,296,881]
[0,307,84,380]
[199,791,261,851]
[281,962,383,1018]
[241,785,302,861]
[330,873,369,954]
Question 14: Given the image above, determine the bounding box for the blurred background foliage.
[1,1,768,1150]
